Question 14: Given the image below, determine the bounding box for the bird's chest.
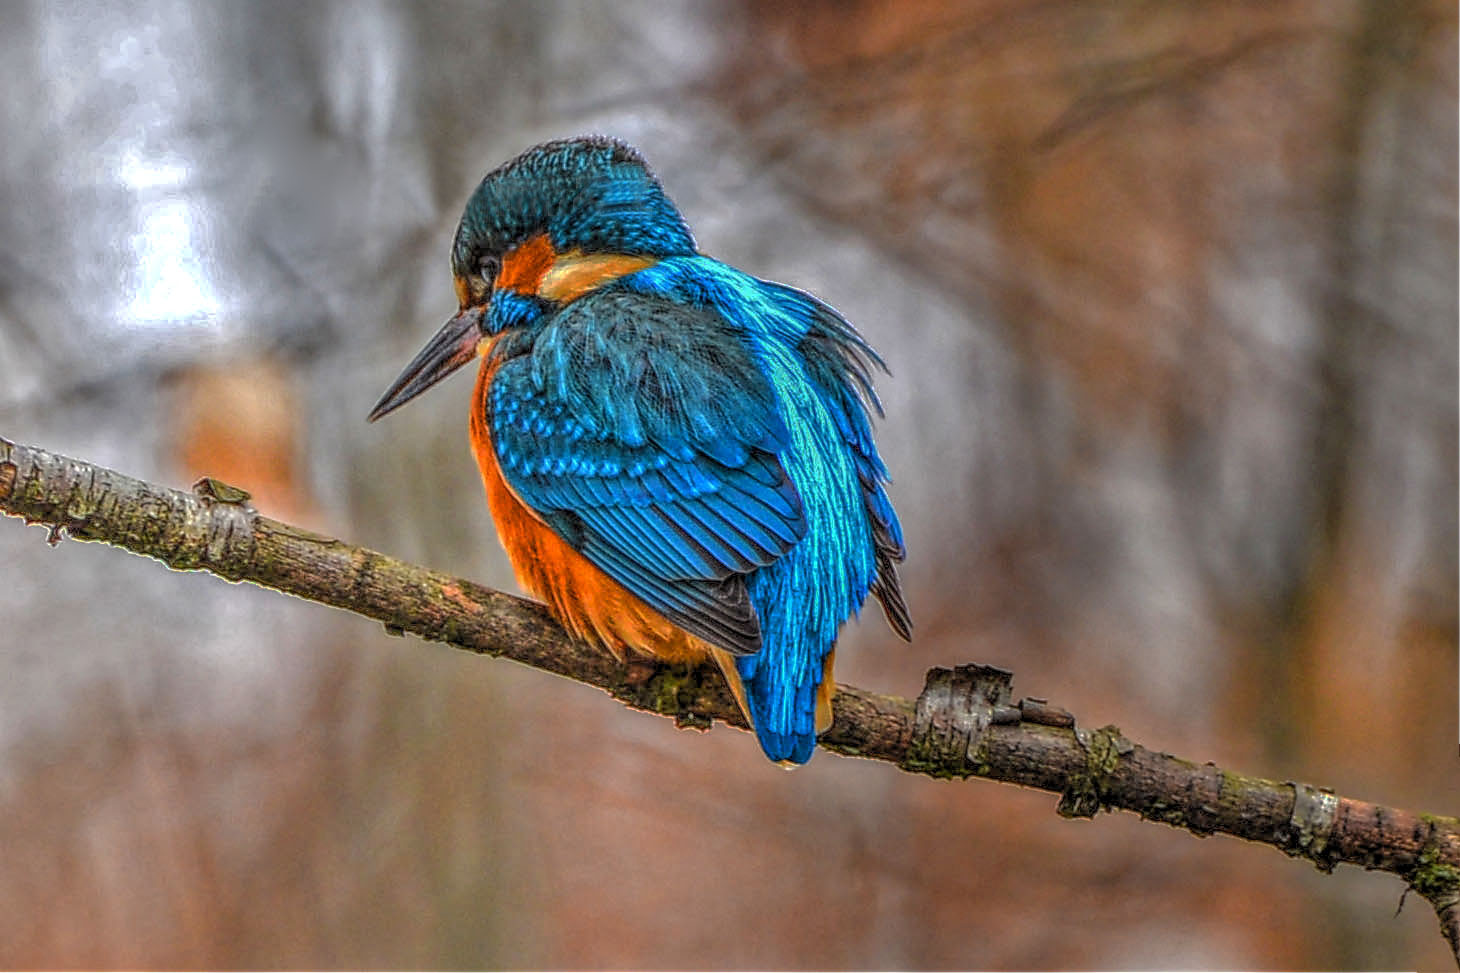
[468,352,565,591]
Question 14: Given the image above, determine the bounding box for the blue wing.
[759,279,912,640]
[486,288,808,655]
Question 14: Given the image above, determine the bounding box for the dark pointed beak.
[368,307,486,422]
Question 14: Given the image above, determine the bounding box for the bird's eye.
[478,254,501,281]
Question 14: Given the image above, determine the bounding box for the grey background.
[0,1,1454,967]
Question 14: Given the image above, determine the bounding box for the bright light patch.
[116,144,190,193]
[122,195,223,327]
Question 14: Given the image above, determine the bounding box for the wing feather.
[487,289,807,655]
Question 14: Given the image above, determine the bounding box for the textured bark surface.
[3,433,1456,962]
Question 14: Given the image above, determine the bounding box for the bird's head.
[369,136,693,422]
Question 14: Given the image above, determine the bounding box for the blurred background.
[0,0,1454,967]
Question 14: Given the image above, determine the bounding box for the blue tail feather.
[736,649,820,764]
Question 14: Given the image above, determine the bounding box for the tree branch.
[2,434,1456,963]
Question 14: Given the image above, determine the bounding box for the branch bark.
[2,434,1456,964]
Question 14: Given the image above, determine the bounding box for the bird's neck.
[481,236,668,351]
[538,251,656,302]
[500,233,659,304]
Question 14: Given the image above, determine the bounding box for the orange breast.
[468,352,709,666]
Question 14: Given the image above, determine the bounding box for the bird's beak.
[367,306,486,422]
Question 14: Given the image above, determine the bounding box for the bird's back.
[608,257,909,762]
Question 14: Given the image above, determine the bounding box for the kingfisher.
[369,136,909,764]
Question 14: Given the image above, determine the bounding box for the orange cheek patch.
[538,252,656,303]
[497,233,557,295]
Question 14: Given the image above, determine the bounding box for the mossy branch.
[2,434,1456,964]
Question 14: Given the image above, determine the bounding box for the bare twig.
[2,434,1456,964]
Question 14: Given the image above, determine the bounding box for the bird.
[369,136,909,764]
